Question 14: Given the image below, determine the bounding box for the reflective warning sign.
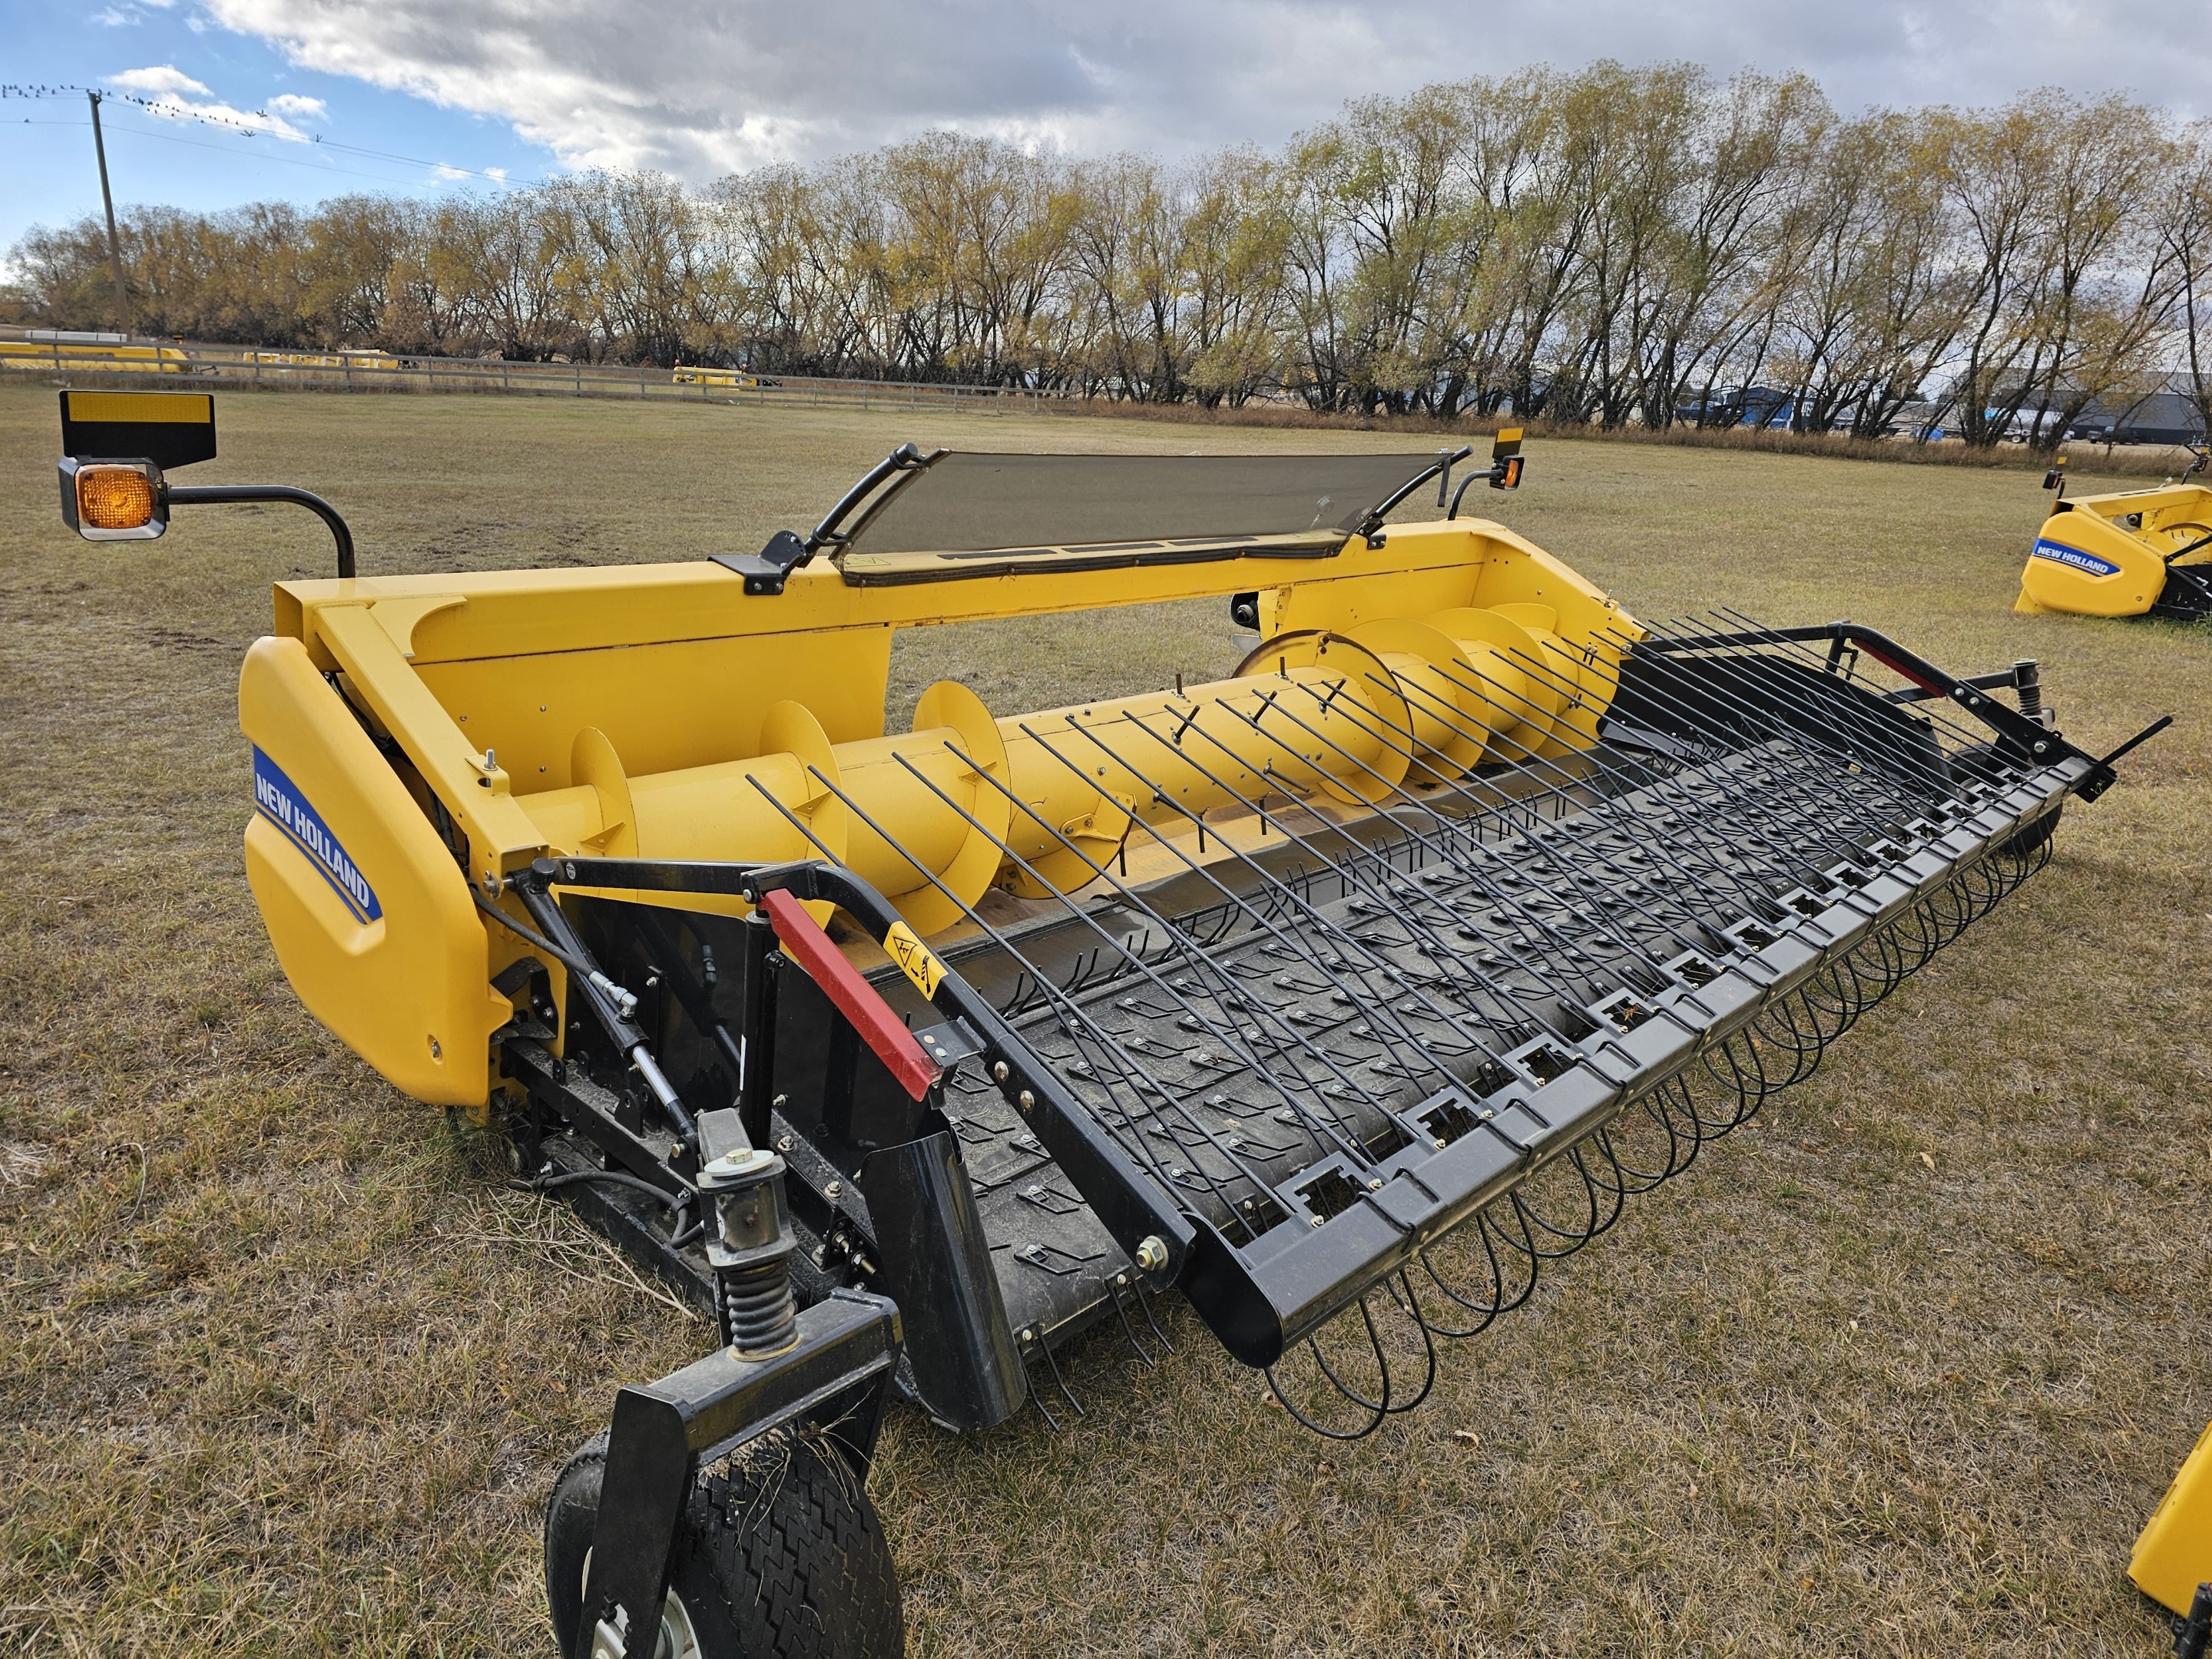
[884,919,946,1000]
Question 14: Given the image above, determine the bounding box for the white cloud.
[108,63,313,143]
[111,64,213,97]
[267,92,327,119]
[199,0,2210,184]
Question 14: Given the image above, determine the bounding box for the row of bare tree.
[11,64,2212,446]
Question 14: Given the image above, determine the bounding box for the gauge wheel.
[545,1426,902,1659]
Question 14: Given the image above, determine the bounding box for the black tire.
[545,1426,903,1659]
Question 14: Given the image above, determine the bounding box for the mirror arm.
[167,484,355,578]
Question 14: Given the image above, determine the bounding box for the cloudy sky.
[5,0,2205,257]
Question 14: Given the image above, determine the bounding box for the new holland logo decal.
[253,748,382,922]
[2029,538,2120,578]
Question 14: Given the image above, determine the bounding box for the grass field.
[1,382,2206,1657]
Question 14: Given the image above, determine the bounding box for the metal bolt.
[1310,1217,1324,1228]
[777,1134,794,1152]
[1134,1236,1168,1272]
[824,1181,842,1198]
[1368,1178,1383,1191]
[992,1061,1010,1082]
[773,1093,788,1108]
[668,1141,682,1159]
[1018,1089,1035,1112]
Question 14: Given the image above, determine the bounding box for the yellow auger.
[51,398,2166,1659]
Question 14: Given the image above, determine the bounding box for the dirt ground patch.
[1,383,2205,1657]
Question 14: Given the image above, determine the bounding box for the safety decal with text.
[253,747,382,922]
[2029,538,2120,578]
[883,919,945,999]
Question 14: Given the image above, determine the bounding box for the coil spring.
[716,1258,799,1359]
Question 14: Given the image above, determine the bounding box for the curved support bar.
[168,482,356,578]
[804,442,942,559]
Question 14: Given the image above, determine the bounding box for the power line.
[1,81,532,185]
[14,113,531,190]
[313,135,534,184]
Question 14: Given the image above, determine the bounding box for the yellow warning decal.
[884,920,946,1000]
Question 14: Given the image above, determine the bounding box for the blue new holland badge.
[252,747,382,922]
[2029,538,2120,578]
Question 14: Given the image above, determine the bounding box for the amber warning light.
[58,457,167,541]
[76,463,158,529]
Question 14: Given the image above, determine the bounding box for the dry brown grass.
[0,383,2204,1657]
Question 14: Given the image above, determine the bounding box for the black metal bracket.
[712,528,810,596]
[711,443,943,594]
[1638,621,2147,799]
[578,1289,902,1659]
[501,1039,696,1201]
[1881,661,2038,709]
[541,856,1197,1286]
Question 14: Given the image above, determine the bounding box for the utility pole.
[87,90,133,338]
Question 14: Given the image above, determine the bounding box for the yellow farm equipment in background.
[673,363,760,389]
[0,333,189,374]
[2018,449,2212,621]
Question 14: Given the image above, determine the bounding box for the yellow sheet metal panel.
[1271,535,1483,636]
[2134,1421,2212,1614]
[240,636,511,1106]
[312,601,548,882]
[412,626,896,781]
[2021,508,2170,617]
[1469,528,1634,649]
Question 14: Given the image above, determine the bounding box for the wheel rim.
[579,1548,704,1659]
